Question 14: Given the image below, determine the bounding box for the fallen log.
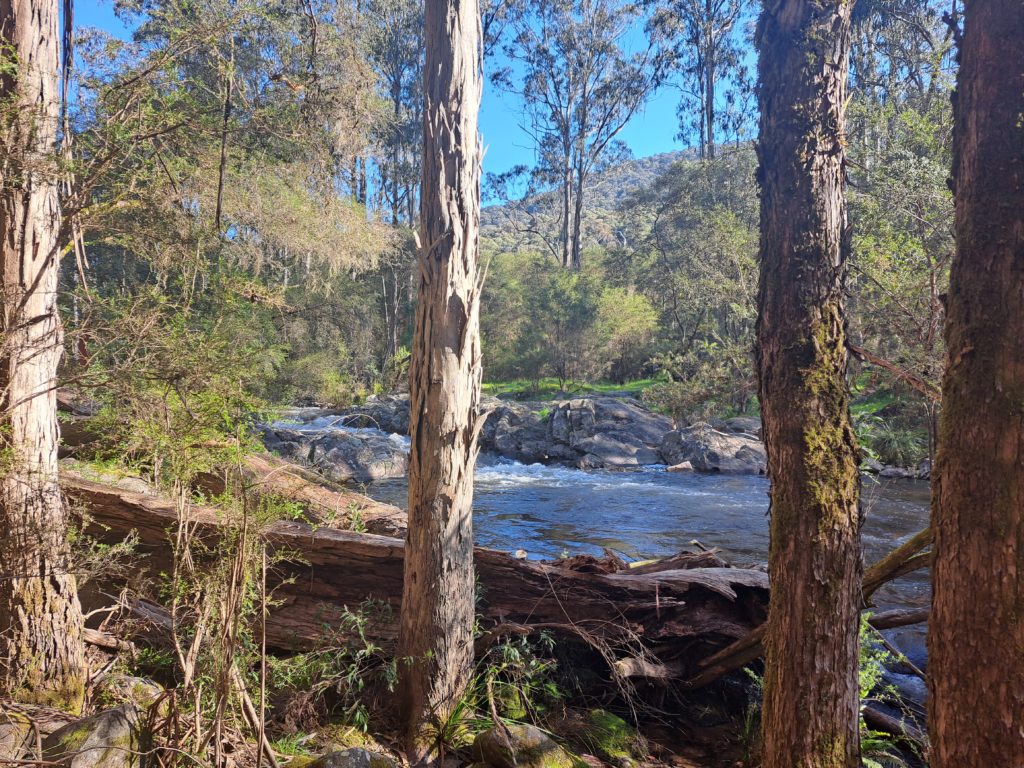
[63,471,769,678]
[238,453,407,536]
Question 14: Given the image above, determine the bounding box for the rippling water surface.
[366,458,931,617]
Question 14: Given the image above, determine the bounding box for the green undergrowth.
[482,377,664,401]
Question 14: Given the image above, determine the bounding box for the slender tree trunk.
[397,0,483,761]
[704,6,715,161]
[0,0,86,711]
[570,166,585,271]
[755,0,861,764]
[214,35,234,234]
[560,163,572,269]
[928,1,1024,764]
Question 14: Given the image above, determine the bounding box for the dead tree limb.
[683,529,933,689]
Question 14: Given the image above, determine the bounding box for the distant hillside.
[481,150,690,250]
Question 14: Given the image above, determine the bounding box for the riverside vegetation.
[0,0,1020,766]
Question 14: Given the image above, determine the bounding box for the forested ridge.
[0,0,1020,766]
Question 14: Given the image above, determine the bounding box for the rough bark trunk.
[928,1,1024,764]
[397,0,484,759]
[0,0,86,711]
[755,0,861,764]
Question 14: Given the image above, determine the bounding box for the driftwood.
[64,469,769,678]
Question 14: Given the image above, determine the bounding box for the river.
[364,459,930,663]
[272,412,932,674]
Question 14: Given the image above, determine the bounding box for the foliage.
[854,414,928,467]
[267,601,397,732]
[490,0,670,268]
[482,251,659,387]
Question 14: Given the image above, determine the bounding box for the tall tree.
[396,0,483,760]
[754,0,862,763]
[652,0,750,159]
[365,0,423,227]
[493,0,667,269]
[928,0,1024,764]
[0,0,86,708]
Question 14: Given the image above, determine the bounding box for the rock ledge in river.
[660,424,766,474]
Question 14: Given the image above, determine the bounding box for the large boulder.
[660,424,767,474]
[261,425,408,483]
[549,398,672,468]
[473,724,583,768]
[482,397,673,469]
[42,705,148,768]
[480,401,579,465]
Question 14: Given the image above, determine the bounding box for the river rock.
[481,401,580,465]
[332,395,411,435]
[660,424,767,474]
[861,457,884,474]
[482,397,672,468]
[43,704,148,768]
[878,466,916,480]
[260,425,408,483]
[278,395,675,470]
[549,398,673,468]
[473,724,582,768]
[711,416,762,437]
[0,716,31,763]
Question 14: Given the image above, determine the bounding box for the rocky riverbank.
[259,394,931,485]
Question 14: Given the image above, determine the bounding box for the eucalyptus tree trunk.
[755,0,861,764]
[928,1,1024,764]
[396,0,483,761]
[0,0,86,710]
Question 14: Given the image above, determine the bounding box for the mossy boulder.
[551,710,644,768]
[580,710,643,768]
[93,675,164,711]
[42,704,148,768]
[473,724,585,768]
[315,725,387,754]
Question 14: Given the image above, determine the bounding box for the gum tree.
[0,0,86,708]
[396,0,484,761]
[928,0,1024,763]
[754,0,862,763]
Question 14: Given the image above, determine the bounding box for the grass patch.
[482,377,665,401]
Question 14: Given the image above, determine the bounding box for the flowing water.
[366,459,932,672]
[365,459,929,608]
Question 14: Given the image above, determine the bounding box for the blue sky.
[76,1,685,177]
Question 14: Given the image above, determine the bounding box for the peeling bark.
[397,0,484,758]
[0,0,86,711]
